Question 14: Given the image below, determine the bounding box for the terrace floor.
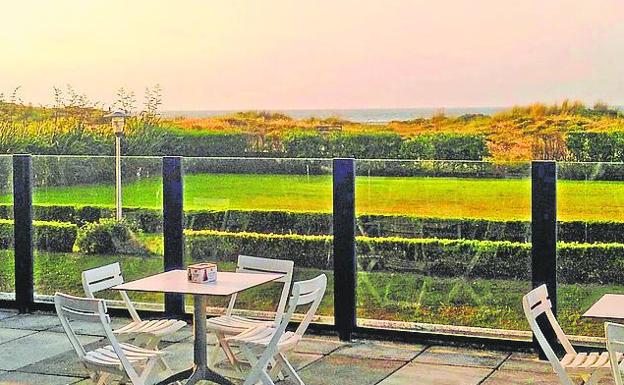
[0,309,608,385]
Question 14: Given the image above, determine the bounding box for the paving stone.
[0,310,16,320]
[499,353,554,373]
[482,369,579,385]
[0,312,61,331]
[20,340,109,377]
[0,331,100,370]
[378,362,491,385]
[0,371,84,385]
[335,341,426,362]
[295,336,344,355]
[0,327,36,345]
[414,346,509,368]
[287,355,404,385]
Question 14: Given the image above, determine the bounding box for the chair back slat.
[606,322,624,385]
[227,255,294,326]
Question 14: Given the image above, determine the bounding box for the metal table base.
[156,295,235,385]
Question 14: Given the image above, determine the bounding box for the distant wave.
[162,107,508,123]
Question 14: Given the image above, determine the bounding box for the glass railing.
[355,160,532,338]
[5,154,620,341]
[0,155,13,300]
[183,157,334,323]
[30,155,165,311]
[557,162,624,337]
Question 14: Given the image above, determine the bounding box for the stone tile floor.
[0,309,611,384]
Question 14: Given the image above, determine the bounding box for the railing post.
[531,160,558,358]
[13,154,33,313]
[333,158,356,341]
[163,156,185,316]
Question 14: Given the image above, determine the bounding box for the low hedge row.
[0,219,77,252]
[184,230,624,284]
[5,204,624,244]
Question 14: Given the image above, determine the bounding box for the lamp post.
[104,111,128,221]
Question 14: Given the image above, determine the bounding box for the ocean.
[162,107,508,123]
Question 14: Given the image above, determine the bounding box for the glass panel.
[355,160,532,337]
[184,157,334,324]
[31,155,164,311]
[557,162,624,337]
[0,156,13,300]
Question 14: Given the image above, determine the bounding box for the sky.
[1,0,624,111]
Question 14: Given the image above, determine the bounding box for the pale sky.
[1,0,624,110]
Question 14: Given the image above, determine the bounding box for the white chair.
[82,263,186,349]
[55,292,173,385]
[523,285,616,385]
[229,274,327,385]
[606,322,624,385]
[206,255,294,369]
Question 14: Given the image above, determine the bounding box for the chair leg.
[585,371,604,385]
[217,332,242,371]
[276,352,304,385]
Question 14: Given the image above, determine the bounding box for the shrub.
[327,132,402,159]
[281,131,327,158]
[76,219,148,255]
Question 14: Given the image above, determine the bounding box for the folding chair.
[523,285,617,385]
[229,274,327,385]
[55,292,173,385]
[605,322,624,385]
[82,262,186,349]
[206,255,294,369]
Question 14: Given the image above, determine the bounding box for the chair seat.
[84,343,165,368]
[228,325,301,352]
[206,315,273,335]
[113,319,187,336]
[560,351,622,371]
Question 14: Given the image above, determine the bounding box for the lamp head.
[104,111,128,135]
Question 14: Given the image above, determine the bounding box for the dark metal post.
[333,158,356,341]
[531,160,557,358]
[163,156,185,316]
[13,155,33,313]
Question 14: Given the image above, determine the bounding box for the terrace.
[0,154,621,384]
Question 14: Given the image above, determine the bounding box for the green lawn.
[4,173,624,221]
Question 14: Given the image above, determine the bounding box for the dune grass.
[2,173,624,221]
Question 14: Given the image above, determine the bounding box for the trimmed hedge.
[185,230,624,284]
[6,204,624,244]
[0,219,77,252]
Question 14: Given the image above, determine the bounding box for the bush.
[400,134,489,160]
[327,132,402,159]
[281,131,327,158]
[0,219,77,252]
[76,219,148,255]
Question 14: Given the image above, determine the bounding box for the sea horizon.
[162,107,509,123]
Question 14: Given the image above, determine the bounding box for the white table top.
[583,294,624,321]
[113,270,284,296]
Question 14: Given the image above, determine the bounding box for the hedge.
[6,204,624,244]
[0,219,77,252]
[185,230,624,284]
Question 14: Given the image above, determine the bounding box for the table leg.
[155,295,235,385]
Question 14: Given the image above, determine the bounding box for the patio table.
[582,294,624,321]
[113,269,284,385]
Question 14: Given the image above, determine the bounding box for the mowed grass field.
[1,173,623,221]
